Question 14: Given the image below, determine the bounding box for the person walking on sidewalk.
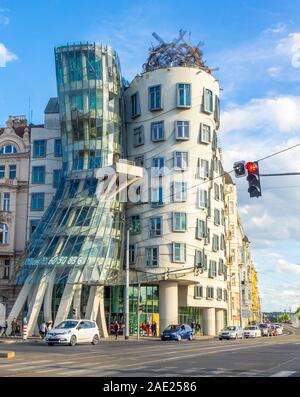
[2,320,8,337]
[114,320,119,340]
[39,322,47,338]
[11,318,17,337]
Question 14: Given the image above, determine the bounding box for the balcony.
[0,178,18,187]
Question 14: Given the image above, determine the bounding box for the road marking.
[270,371,297,377]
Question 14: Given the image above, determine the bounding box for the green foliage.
[277,313,291,323]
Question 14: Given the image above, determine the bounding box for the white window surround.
[198,189,208,208]
[203,88,214,113]
[174,151,188,170]
[175,120,190,140]
[172,212,187,232]
[200,123,211,144]
[172,242,186,263]
[151,121,165,142]
[133,125,144,147]
[145,247,159,267]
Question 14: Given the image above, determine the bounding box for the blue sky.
[1,0,300,311]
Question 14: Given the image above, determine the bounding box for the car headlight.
[60,330,72,335]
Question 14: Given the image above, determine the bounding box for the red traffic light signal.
[246,162,258,174]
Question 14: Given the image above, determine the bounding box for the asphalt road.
[0,327,299,377]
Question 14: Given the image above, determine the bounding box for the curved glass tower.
[8,43,125,335]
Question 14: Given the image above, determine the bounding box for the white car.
[45,319,100,346]
[274,323,283,335]
[243,326,261,338]
[219,326,244,340]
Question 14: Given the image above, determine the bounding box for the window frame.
[31,192,45,211]
[175,120,190,140]
[133,125,145,147]
[174,151,188,170]
[177,83,191,108]
[131,92,141,119]
[172,242,186,263]
[151,121,165,142]
[172,212,187,232]
[32,165,46,185]
[148,85,162,111]
[200,123,211,144]
[145,246,159,267]
[203,88,214,113]
[33,139,47,158]
[149,216,162,237]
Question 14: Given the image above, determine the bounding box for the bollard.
[23,324,28,340]
[0,351,16,358]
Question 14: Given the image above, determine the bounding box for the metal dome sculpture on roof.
[143,30,208,72]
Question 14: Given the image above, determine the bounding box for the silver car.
[219,326,244,340]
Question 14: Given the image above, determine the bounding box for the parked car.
[243,325,261,338]
[274,323,283,335]
[45,319,100,346]
[219,326,244,340]
[161,324,194,341]
[259,323,271,336]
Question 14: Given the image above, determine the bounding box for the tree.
[277,313,291,323]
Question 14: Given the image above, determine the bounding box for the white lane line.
[55,369,93,376]
[270,371,297,377]
[6,366,45,372]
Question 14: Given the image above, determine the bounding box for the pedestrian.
[191,320,196,334]
[11,318,17,337]
[2,320,7,337]
[39,322,47,339]
[46,320,53,331]
[146,322,151,337]
[114,320,119,340]
[152,321,157,337]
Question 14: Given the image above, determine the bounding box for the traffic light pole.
[125,227,130,340]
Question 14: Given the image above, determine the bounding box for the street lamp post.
[125,227,130,340]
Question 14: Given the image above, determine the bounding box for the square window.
[146,247,159,267]
[134,156,144,167]
[31,193,45,211]
[172,242,186,263]
[203,88,214,113]
[149,217,162,237]
[200,124,211,144]
[175,121,190,140]
[172,182,187,202]
[32,166,45,184]
[174,151,188,170]
[131,215,141,234]
[151,121,165,141]
[133,126,144,147]
[194,284,203,298]
[177,83,191,108]
[149,85,162,111]
[151,157,164,176]
[33,140,46,157]
[173,212,187,232]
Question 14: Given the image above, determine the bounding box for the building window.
[195,250,206,270]
[220,234,225,251]
[172,181,187,202]
[151,186,164,207]
[3,259,10,279]
[129,244,137,266]
[203,88,213,113]
[151,157,164,176]
[208,260,217,278]
[54,139,62,157]
[30,219,40,237]
[212,234,219,252]
[151,121,165,142]
[131,215,141,234]
[134,156,144,167]
[31,193,45,211]
[131,92,141,118]
[172,242,186,263]
[207,287,214,300]
[197,159,209,178]
[146,247,159,267]
[133,126,144,147]
[196,219,206,239]
[149,85,162,111]
[217,288,223,301]
[9,165,16,179]
[173,212,187,232]
[214,183,220,200]
[214,209,220,225]
[175,121,190,140]
[198,189,208,208]
[194,285,203,299]
[68,180,80,198]
[200,124,211,143]
[230,224,235,238]
[0,165,5,178]
[33,140,47,157]
[0,223,8,244]
[53,169,63,188]
[32,166,45,184]
[218,259,225,275]
[174,151,188,170]
[149,217,162,237]
[223,289,228,302]
[0,145,17,155]
[3,193,10,211]
[177,83,191,108]
[229,201,234,214]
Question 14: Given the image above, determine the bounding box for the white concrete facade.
[27,98,62,239]
[125,67,228,335]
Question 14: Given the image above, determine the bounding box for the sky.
[1,0,300,312]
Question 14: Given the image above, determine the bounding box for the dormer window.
[0,145,17,155]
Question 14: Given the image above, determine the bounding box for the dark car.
[161,324,194,341]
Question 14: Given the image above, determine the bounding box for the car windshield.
[164,325,180,332]
[56,320,78,329]
[244,326,256,330]
[223,326,236,331]
[259,324,268,328]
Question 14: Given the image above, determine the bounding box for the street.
[0,327,299,377]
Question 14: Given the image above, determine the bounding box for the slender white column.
[215,309,224,334]
[159,281,178,334]
[54,269,82,327]
[6,281,31,335]
[85,285,108,338]
[73,283,82,320]
[203,308,216,336]
[44,270,56,323]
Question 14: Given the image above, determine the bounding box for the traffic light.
[233,161,246,178]
[246,161,262,198]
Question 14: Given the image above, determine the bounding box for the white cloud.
[265,22,287,34]
[0,14,9,25]
[221,96,300,134]
[277,258,300,276]
[0,43,17,67]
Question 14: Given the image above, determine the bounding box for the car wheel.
[69,335,77,346]
[92,334,99,345]
[219,338,222,341]
[47,343,54,346]
[177,335,181,341]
